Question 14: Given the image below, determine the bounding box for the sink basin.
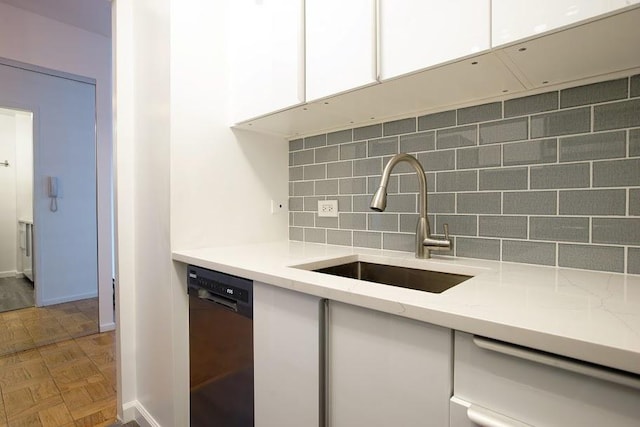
[311,261,472,294]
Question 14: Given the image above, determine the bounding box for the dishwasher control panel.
[187,265,253,318]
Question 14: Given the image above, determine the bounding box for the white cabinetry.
[327,301,452,427]
[453,331,640,426]
[228,0,304,123]
[253,282,321,427]
[492,0,640,47]
[379,0,490,80]
[305,0,377,101]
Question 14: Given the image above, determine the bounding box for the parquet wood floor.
[0,331,116,427]
[0,299,99,358]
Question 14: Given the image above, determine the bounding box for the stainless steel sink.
[312,261,472,294]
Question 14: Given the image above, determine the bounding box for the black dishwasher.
[188,265,253,427]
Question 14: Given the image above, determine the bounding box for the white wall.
[0,2,114,329]
[15,111,33,222]
[0,111,17,276]
[114,0,289,424]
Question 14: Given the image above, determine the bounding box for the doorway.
[0,60,99,356]
[0,106,34,313]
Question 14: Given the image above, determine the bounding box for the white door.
[0,62,97,306]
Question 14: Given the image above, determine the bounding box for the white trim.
[40,291,98,306]
[100,321,116,332]
[0,270,18,278]
[121,400,162,427]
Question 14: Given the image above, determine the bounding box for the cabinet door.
[305,0,377,101]
[229,0,304,123]
[253,282,321,427]
[492,0,640,47]
[379,0,490,80]
[327,301,452,427]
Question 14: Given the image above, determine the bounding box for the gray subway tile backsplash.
[479,216,528,239]
[593,159,640,187]
[353,124,382,141]
[558,244,624,273]
[630,129,640,157]
[327,129,353,145]
[304,134,327,149]
[560,78,628,108]
[631,189,640,216]
[418,150,455,171]
[594,99,640,131]
[456,145,501,169]
[427,193,456,213]
[400,131,435,153]
[632,74,640,98]
[530,217,589,243]
[559,131,626,162]
[503,138,557,166]
[436,125,477,149]
[530,163,590,189]
[339,142,366,160]
[384,118,416,136]
[502,240,556,266]
[437,170,478,192]
[592,218,640,246]
[288,74,640,274]
[503,191,557,215]
[504,91,558,118]
[530,107,590,138]
[456,237,501,260]
[559,189,626,216]
[479,117,528,145]
[368,136,399,157]
[479,167,528,191]
[353,231,382,249]
[418,110,456,131]
[457,192,501,214]
[629,248,640,274]
[458,102,502,125]
[327,229,352,246]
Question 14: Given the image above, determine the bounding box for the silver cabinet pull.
[467,403,532,427]
[473,336,640,391]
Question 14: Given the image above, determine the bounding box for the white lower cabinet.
[453,331,640,426]
[326,301,452,427]
[253,282,322,427]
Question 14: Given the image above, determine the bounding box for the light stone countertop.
[173,240,640,376]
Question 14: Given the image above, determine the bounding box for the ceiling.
[0,0,111,37]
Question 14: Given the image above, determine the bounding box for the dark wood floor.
[0,277,34,313]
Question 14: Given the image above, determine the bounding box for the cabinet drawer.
[454,331,640,426]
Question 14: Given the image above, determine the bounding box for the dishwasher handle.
[196,288,238,312]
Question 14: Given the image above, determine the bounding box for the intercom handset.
[48,176,58,212]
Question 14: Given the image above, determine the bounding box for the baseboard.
[0,270,17,279]
[40,291,98,306]
[100,322,116,332]
[122,400,162,427]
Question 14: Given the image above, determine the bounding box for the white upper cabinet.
[305,0,377,102]
[229,0,304,123]
[492,0,640,47]
[379,0,491,80]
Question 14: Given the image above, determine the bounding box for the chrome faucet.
[370,153,451,259]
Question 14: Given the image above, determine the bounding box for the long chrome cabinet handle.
[319,299,329,427]
[473,336,640,391]
[467,403,532,427]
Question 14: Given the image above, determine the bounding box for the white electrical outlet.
[271,199,286,214]
[318,200,338,217]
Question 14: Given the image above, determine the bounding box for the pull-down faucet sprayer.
[370,153,451,259]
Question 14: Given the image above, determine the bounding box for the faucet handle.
[443,223,450,240]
